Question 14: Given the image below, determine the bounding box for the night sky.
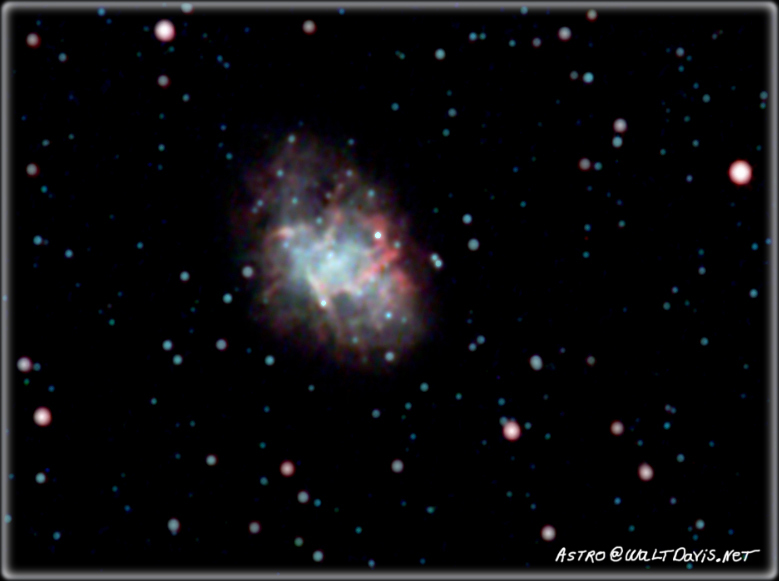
[5,2,775,576]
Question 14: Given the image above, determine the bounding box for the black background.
[7,3,772,575]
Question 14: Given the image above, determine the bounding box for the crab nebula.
[231,132,436,368]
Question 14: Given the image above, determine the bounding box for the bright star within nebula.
[232,132,435,368]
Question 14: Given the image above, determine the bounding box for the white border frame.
[2,2,776,579]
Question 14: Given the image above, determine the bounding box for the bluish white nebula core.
[232,132,435,367]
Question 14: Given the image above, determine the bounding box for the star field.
[5,2,775,576]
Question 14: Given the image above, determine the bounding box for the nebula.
[231,132,436,368]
